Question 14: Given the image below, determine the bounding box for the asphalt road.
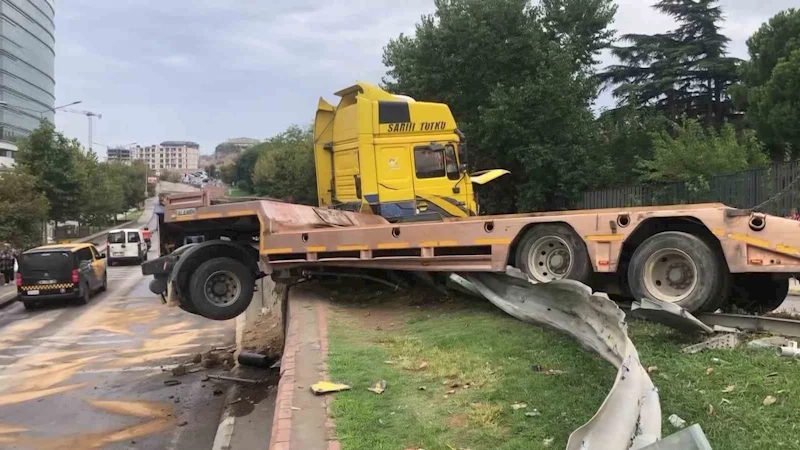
[0,211,235,449]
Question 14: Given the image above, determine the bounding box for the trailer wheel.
[729,274,789,314]
[188,257,254,321]
[628,232,724,312]
[515,224,591,284]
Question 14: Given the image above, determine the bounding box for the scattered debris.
[238,352,276,368]
[766,372,779,378]
[445,389,456,395]
[310,381,351,395]
[779,341,800,359]
[712,325,741,333]
[368,380,387,394]
[544,369,565,376]
[213,389,224,396]
[543,437,554,446]
[681,334,740,354]
[208,375,261,385]
[722,385,736,393]
[748,336,792,349]
[229,398,243,405]
[763,395,777,406]
[201,359,217,369]
[631,297,714,333]
[525,409,541,417]
[384,360,395,365]
[418,386,426,391]
[174,398,180,403]
[511,402,527,410]
[705,368,714,375]
[707,404,715,416]
[668,414,687,429]
[163,380,181,387]
[178,421,188,427]
[187,368,202,374]
[711,357,728,364]
[200,375,210,382]
[418,361,429,370]
[291,406,301,411]
[721,399,731,405]
[647,366,658,374]
[171,365,187,377]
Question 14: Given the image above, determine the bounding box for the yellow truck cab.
[314,82,507,221]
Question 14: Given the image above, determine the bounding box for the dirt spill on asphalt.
[0,383,86,407]
[0,311,61,350]
[111,329,202,367]
[0,423,28,434]
[87,399,171,418]
[71,304,160,336]
[151,320,193,335]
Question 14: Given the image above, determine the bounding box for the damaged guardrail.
[453,271,712,450]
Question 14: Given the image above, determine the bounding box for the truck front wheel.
[515,224,592,284]
[628,232,727,313]
[188,257,255,320]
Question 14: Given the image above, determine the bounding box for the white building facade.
[135,141,200,171]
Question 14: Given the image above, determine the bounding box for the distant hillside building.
[135,141,200,171]
[216,137,260,156]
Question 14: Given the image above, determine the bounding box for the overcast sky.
[53,0,796,155]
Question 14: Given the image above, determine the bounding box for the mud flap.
[460,271,662,450]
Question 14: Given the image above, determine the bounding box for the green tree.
[219,164,236,185]
[637,118,768,191]
[251,126,317,205]
[735,9,800,159]
[591,106,668,187]
[602,0,739,124]
[76,151,124,226]
[382,0,616,211]
[15,120,85,224]
[234,146,264,192]
[0,171,49,249]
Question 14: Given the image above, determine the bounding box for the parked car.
[16,243,107,310]
[107,229,149,266]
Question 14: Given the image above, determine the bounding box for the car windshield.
[108,232,125,244]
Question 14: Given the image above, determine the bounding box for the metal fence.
[576,160,800,216]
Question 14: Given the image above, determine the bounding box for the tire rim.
[203,270,241,307]
[527,236,573,283]
[642,248,698,303]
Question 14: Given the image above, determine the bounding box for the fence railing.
[576,160,800,217]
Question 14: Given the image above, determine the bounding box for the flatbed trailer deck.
[147,190,800,320]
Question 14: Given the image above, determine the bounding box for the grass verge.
[325,284,800,450]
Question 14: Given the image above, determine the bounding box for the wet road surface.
[0,246,235,449]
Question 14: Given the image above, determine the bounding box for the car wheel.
[188,257,255,321]
[628,232,728,313]
[515,224,592,284]
[76,283,90,305]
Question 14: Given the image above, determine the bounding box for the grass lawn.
[325,284,800,450]
[227,186,249,197]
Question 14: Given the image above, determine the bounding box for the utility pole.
[62,109,102,151]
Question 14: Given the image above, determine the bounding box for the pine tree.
[601,0,739,125]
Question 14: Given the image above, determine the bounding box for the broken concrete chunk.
[310,381,351,395]
[681,334,739,354]
[668,414,687,429]
[511,402,527,410]
[763,395,778,406]
[367,380,387,394]
[749,336,792,349]
[171,365,187,377]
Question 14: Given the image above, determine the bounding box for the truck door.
[375,145,415,220]
[411,143,470,218]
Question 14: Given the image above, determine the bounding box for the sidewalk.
[270,286,339,450]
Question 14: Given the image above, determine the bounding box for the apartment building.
[135,141,200,171]
[107,147,134,164]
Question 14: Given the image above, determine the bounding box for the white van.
[106,229,148,266]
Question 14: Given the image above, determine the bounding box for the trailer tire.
[729,274,789,314]
[515,224,592,284]
[628,232,724,312]
[188,257,254,321]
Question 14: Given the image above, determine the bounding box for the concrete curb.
[210,314,246,450]
[268,297,340,450]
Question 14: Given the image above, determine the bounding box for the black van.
[17,243,107,310]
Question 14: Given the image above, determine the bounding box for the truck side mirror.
[459,163,468,173]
